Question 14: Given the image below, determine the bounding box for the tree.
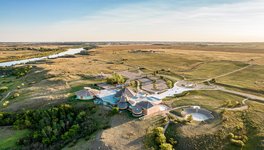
[186,115,193,122]
[106,73,125,85]
[160,143,173,150]
[155,133,166,144]
[166,80,173,88]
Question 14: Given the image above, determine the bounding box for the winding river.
[0,48,84,67]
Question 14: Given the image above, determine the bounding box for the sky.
[0,0,264,42]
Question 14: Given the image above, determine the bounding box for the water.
[0,48,84,67]
[97,89,119,105]
[188,113,209,121]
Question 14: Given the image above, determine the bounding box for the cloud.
[1,0,264,42]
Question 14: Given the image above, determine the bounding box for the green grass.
[0,128,29,150]
[217,65,264,92]
[170,90,244,110]
[183,61,247,80]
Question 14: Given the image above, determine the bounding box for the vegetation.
[0,86,9,93]
[106,73,125,85]
[0,65,32,78]
[0,103,109,149]
[165,79,173,88]
[145,127,175,150]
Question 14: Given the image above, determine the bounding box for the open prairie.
[0,43,264,150]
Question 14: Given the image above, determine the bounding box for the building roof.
[131,106,143,115]
[115,87,136,98]
[128,99,137,106]
[115,88,125,97]
[117,102,129,110]
[119,95,128,102]
[136,101,154,109]
[75,88,99,97]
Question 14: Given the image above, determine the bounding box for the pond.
[0,48,84,67]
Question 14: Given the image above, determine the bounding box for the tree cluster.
[0,103,102,149]
[106,73,125,85]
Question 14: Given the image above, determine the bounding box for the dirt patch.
[87,113,152,150]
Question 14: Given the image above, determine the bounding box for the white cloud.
[1,0,264,42]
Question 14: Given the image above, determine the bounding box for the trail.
[220,98,249,111]
[0,91,11,102]
[200,64,252,83]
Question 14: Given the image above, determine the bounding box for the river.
[0,48,84,67]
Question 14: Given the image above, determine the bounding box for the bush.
[168,138,177,146]
[155,133,166,144]
[230,139,245,147]
[79,50,89,55]
[186,115,193,122]
[112,107,119,114]
[168,91,189,98]
[12,93,20,99]
[160,143,173,150]
[106,73,125,85]
[166,80,173,88]
[0,86,8,93]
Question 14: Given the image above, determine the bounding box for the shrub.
[112,107,119,114]
[168,138,177,146]
[155,133,166,144]
[79,50,89,55]
[160,143,173,150]
[186,115,193,122]
[106,73,125,85]
[228,133,235,139]
[12,93,20,99]
[0,86,8,93]
[173,91,189,98]
[166,80,173,88]
[230,139,245,147]
[3,101,9,107]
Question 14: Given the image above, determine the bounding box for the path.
[0,91,11,102]
[219,88,264,103]
[220,99,249,111]
[200,64,252,83]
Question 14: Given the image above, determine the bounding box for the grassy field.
[0,127,29,150]
[0,43,263,149]
[0,43,75,63]
[168,90,245,110]
[217,65,264,93]
[163,90,264,150]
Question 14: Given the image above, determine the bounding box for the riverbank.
[0,48,84,67]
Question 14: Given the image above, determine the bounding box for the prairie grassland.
[169,90,245,110]
[217,65,264,92]
[0,43,73,62]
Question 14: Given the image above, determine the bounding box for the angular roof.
[75,88,99,97]
[119,95,129,102]
[132,106,143,114]
[117,102,128,110]
[115,88,125,97]
[115,87,136,98]
[136,101,154,109]
[123,87,136,98]
[128,99,137,106]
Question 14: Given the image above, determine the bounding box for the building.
[75,87,99,100]
[115,87,162,117]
